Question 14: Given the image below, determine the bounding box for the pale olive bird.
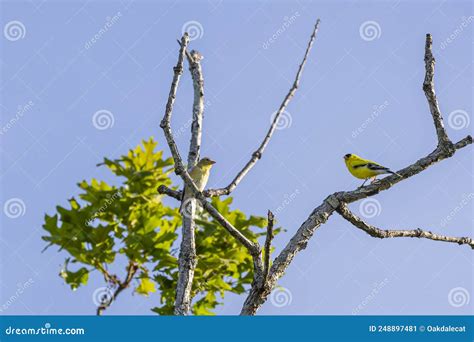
[179,157,216,214]
[344,153,401,187]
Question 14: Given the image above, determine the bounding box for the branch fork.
[160,24,472,316]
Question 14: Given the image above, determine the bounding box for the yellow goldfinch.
[344,153,401,187]
[179,157,215,214]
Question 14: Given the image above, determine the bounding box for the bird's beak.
[209,159,216,165]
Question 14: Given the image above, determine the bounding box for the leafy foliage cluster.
[42,138,277,314]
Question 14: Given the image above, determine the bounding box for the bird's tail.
[387,170,402,177]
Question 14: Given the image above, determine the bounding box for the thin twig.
[423,33,452,149]
[263,210,275,281]
[157,185,181,200]
[160,34,190,175]
[96,262,138,316]
[204,19,321,197]
[337,203,473,248]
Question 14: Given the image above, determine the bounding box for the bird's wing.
[352,163,369,169]
[366,163,390,172]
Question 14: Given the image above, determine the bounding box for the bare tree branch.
[263,210,275,281]
[96,262,138,316]
[337,203,473,248]
[239,34,472,315]
[157,185,181,201]
[160,34,190,175]
[204,19,321,197]
[186,50,205,167]
[174,49,205,315]
[160,34,266,314]
[160,26,472,317]
[158,184,260,256]
[423,33,452,149]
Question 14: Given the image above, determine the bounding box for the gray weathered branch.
[96,262,138,316]
[337,203,473,248]
[174,47,206,315]
[204,19,321,197]
[423,33,452,149]
[239,33,472,315]
[263,210,275,281]
[160,26,472,317]
[158,185,181,200]
[160,34,265,314]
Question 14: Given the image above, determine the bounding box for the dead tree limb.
[204,19,321,197]
[337,203,473,248]
[173,46,205,315]
[238,33,472,315]
[159,24,472,316]
[96,262,138,316]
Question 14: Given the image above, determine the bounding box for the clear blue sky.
[0,0,472,315]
